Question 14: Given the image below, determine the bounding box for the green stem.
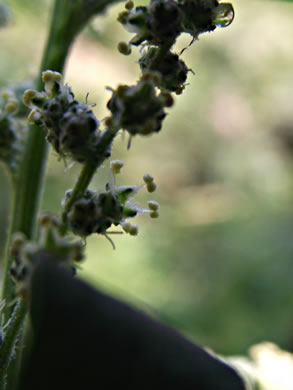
[1,0,74,319]
[60,126,120,235]
[60,162,97,234]
[0,300,26,390]
[0,1,79,388]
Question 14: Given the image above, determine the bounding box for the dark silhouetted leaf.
[19,254,245,390]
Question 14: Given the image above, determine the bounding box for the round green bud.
[23,89,37,107]
[117,41,132,56]
[42,70,62,84]
[5,99,18,113]
[143,173,154,184]
[150,210,159,218]
[148,200,159,211]
[28,109,41,123]
[117,10,130,24]
[122,222,138,235]
[111,160,125,174]
[122,222,132,233]
[1,91,10,101]
[146,182,157,193]
[125,1,134,10]
[129,223,139,235]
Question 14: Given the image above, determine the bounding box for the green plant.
[0,0,246,389]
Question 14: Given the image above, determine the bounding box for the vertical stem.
[60,125,120,235]
[1,0,73,318]
[0,300,26,390]
[0,1,79,388]
[60,162,97,234]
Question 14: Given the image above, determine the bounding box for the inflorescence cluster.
[64,160,160,246]
[19,0,234,256]
[23,71,103,164]
[117,0,234,91]
[9,215,84,297]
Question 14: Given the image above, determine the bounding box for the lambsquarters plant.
[0,1,246,389]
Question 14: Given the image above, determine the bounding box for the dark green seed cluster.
[35,89,100,163]
[66,186,139,237]
[139,47,188,92]
[23,72,108,164]
[118,0,233,46]
[43,96,100,163]
[118,0,183,46]
[179,0,218,37]
[113,0,234,135]
[67,190,121,236]
[107,79,168,136]
[118,0,234,94]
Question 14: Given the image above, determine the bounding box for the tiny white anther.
[42,70,62,84]
[28,109,41,123]
[143,173,154,184]
[23,89,37,107]
[149,210,159,219]
[148,200,159,211]
[111,160,125,174]
[5,99,18,113]
[146,182,157,193]
[128,223,139,236]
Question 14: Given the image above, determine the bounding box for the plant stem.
[1,0,74,320]
[60,125,120,235]
[0,300,26,390]
[60,162,97,234]
[0,1,78,388]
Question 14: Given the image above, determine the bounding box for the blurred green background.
[1,0,293,356]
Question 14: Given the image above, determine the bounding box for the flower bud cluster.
[0,91,23,170]
[64,161,160,244]
[107,78,172,136]
[109,0,234,141]
[9,215,84,297]
[116,0,234,96]
[139,47,188,93]
[118,0,234,45]
[23,71,104,163]
[118,0,183,47]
